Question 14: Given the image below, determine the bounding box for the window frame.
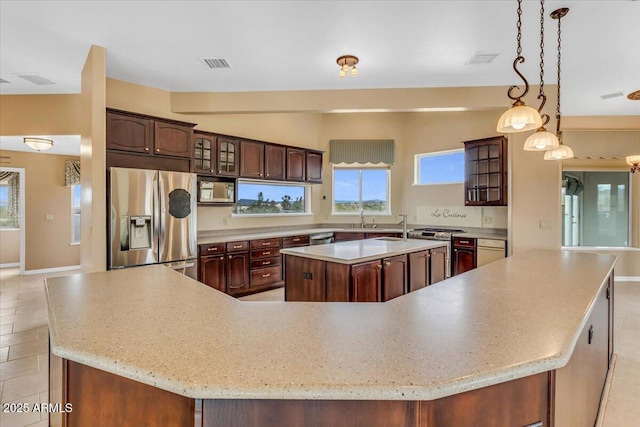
[70,183,81,245]
[413,148,465,186]
[0,180,19,230]
[232,179,312,217]
[331,165,391,216]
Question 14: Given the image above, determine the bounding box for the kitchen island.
[46,250,615,427]
[281,238,449,302]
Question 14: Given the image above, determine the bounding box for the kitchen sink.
[375,237,404,242]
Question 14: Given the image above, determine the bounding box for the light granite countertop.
[280,238,447,264]
[45,250,615,401]
[197,228,404,245]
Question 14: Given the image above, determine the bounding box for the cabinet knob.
[210,170,214,173]
[144,147,149,151]
[376,264,382,269]
[155,148,160,152]
[228,255,234,259]
[218,256,224,261]
[385,262,391,266]
[266,173,269,177]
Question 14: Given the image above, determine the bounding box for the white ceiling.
[0,135,81,156]
[1,1,639,117]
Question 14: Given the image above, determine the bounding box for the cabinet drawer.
[251,248,280,259]
[282,235,309,247]
[199,243,225,256]
[453,237,476,247]
[250,266,282,287]
[250,238,281,250]
[250,256,281,269]
[226,241,249,252]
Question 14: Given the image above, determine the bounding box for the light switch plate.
[45,214,54,221]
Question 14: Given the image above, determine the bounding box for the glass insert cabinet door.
[463,136,508,206]
[194,135,214,173]
[216,137,239,177]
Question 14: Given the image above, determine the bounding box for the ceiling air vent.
[600,91,624,100]
[199,57,232,69]
[0,79,10,83]
[465,52,500,65]
[14,73,55,85]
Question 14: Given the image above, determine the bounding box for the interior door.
[158,171,197,263]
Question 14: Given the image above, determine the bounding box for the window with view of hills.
[332,167,390,214]
[234,181,309,215]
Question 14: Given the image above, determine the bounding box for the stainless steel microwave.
[197,179,236,204]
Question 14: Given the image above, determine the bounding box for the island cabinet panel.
[408,250,430,292]
[554,284,610,427]
[284,256,326,302]
[265,144,286,180]
[226,251,250,296]
[430,245,447,284]
[351,260,382,302]
[286,148,306,181]
[325,263,351,302]
[382,255,407,301]
[64,360,195,427]
[107,112,153,153]
[240,140,265,179]
[154,121,193,158]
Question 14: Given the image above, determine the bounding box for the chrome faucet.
[398,214,408,241]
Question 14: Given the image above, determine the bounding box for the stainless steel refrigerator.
[109,167,197,279]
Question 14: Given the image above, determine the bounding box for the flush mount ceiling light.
[628,90,640,100]
[497,0,543,133]
[524,0,559,151]
[627,155,640,173]
[544,8,574,161]
[337,55,359,77]
[24,137,53,151]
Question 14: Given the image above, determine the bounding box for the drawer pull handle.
[262,261,271,265]
[233,245,243,249]
[263,251,271,255]
[262,242,271,246]
[207,247,217,251]
[229,284,244,289]
[293,238,300,242]
[459,240,469,244]
[262,273,271,278]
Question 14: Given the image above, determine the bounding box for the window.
[414,149,465,185]
[332,167,390,214]
[234,181,309,215]
[562,171,630,247]
[0,180,18,228]
[71,184,81,244]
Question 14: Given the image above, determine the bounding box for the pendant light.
[524,0,559,151]
[544,8,574,161]
[497,0,543,133]
[627,155,640,173]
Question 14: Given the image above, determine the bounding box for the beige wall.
[0,95,82,136]
[0,150,80,270]
[0,229,20,265]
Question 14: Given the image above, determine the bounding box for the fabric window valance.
[65,160,81,187]
[330,140,395,165]
[562,131,640,159]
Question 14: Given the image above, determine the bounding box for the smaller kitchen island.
[281,238,449,302]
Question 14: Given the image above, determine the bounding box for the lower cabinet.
[408,247,448,293]
[226,251,250,296]
[453,238,477,276]
[430,246,447,284]
[351,260,382,302]
[199,255,226,293]
[382,255,407,301]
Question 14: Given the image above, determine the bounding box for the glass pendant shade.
[543,144,574,160]
[626,155,640,166]
[524,129,559,151]
[496,102,543,133]
[23,137,53,151]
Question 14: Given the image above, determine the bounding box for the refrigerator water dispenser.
[119,215,152,251]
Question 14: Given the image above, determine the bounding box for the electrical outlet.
[413,215,417,221]
[45,214,54,221]
[539,220,552,229]
[483,216,493,225]
[223,217,228,226]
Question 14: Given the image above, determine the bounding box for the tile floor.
[0,268,638,426]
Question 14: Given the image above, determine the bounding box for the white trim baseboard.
[24,265,81,276]
[0,262,20,269]
[615,276,640,282]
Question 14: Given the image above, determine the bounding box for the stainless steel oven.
[408,228,466,278]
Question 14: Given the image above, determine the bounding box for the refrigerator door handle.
[166,261,196,270]
[156,174,164,261]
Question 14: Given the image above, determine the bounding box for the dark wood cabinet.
[154,121,193,158]
[226,250,249,296]
[199,255,226,293]
[194,132,216,174]
[351,260,382,302]
[265,144,286,180]
[430,246,447,284]
[333,232,366,242]
[305,150,323,183]
[282,235,309,248]
[106,112,153,153]
[240,140,265,179]
[382,255,407,301]
[453,237,476,276]
[286,148,306,181]
[216,136,240,177]
[463,136,508,206]
[249,238,283,291]
[408,251,430,292]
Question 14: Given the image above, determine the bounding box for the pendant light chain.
[538,0,545,98]
[516,0,523,57]
[555,12,562,136]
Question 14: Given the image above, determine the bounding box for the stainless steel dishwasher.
[476,239,506,267]
[309,232,334,245]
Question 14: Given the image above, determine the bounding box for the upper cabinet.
[106,109,195,159]
[216,136,240,177]
[193,132,216,174]
[286,148,306,181]
[305,150,323,183]
[463,136,508,206]
[265,144,286,181]
[240,140,265,179]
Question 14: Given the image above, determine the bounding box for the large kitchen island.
[46,250,616,427]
